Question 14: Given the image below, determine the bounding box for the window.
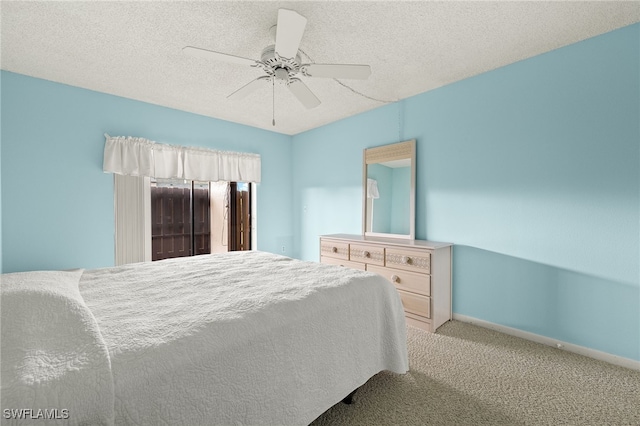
[114,175,255,265]
[149,179,252,262]
[150,179,211,261]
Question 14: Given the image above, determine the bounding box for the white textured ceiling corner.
[1,1,639,135]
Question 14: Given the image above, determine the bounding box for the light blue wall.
[292,106,399,248]
[292,24,640,361]
[1,71,293,273]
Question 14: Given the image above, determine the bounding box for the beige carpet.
[311,321,640,426]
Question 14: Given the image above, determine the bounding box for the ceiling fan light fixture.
[274,68,289,83]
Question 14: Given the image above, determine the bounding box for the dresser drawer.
[321,256,366,270]
[320,240,349,260]
[397,289,431,319]
[366,264,431,296]
[385,248,431,274]
[349,244,385,266]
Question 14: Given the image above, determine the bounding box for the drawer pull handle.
[402,256,412,264]
[363,250,370,258]
[391,275,400,283]
[331,247,338,253]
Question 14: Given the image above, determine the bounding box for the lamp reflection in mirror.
[366,161,411,234]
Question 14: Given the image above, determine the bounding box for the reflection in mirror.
[362,139,416,239]
[365,159,411,234]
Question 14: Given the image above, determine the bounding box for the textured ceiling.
[2,1,639,135]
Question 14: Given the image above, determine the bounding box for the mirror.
[363,140,416,239]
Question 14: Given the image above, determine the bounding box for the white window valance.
[103,135,261,183]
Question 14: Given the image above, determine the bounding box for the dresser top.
[321,234,453,249]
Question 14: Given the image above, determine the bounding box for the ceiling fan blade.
[303,64,371,80]
[288,79,320,109]
[183,46,257,67]
[228,77,271,100]
[275,9,307,59]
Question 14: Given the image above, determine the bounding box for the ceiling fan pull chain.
[272,78,276,126]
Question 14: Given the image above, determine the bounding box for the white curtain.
[114,174,151,266]
[103,135,261,183]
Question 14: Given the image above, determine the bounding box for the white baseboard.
[452,314,640,371]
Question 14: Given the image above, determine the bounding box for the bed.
[1,251,408,425]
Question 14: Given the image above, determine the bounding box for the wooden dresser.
[320,234,452,333]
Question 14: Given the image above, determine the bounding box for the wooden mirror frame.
[362,139,416,239]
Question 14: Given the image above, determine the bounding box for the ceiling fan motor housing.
[261,45,301,78]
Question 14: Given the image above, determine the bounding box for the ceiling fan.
[183,9,371,117]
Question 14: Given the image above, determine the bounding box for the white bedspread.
[80,251,408,425]
[1,270,114,426]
